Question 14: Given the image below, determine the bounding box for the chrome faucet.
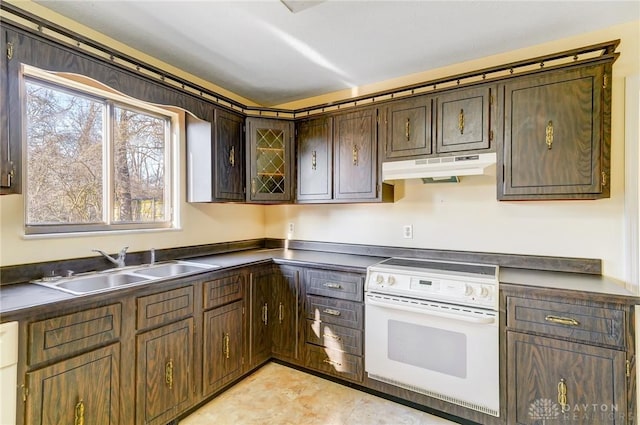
[92,246,128,268]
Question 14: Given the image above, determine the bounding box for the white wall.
[266,21,640,282]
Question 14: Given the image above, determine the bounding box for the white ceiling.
[33,0,639,106]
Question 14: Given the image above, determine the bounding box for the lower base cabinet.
[507,332,628,425]
[202,300,243,397]
[25,343,120,425]
[136,318,194,425]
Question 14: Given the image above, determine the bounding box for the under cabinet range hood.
[382,152,497,182]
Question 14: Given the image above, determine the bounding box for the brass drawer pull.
[324,282,342,289]
[545,315,580,326]
[229,146,235,167]
[545,120,554,149]
[278,302,284,324]
[262,303,268,325]
[405,118,411,141]
[74,399,85,425]
[223,333,230,359]
[459,109,464,134]
[165,359,174,389]
[557,378,568,409]
[323,358,342,367]
[323,308,341,316]
[352,145,358,166]
[311,150,317,170]
[323,333,342,341]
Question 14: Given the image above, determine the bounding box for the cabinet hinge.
[490,95,494,106]
[6,41,13,60]
[489,130,494,142]
[242,306,245,315]
[601,171,608,187]
[21,384,28,402]
[603,74,608,89]
[626,359,631,378]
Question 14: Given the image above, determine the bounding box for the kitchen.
[0,1,639,424]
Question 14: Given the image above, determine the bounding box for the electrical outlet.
[288,222,295,234]
[403,224,413,239]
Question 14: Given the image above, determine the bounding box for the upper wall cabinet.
[1,28,21,194]
[383,96,433,159]
[498,64,610,200]
[434,85,496,154]
[186,108,245,202]
[246,117,294,203]
[296,117,333,202]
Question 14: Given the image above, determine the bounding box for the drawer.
[306,295,363,329]
[137,286,194,330]
[305,344,363,383]
[29,304,121,365]
[507,297,625,348]
[305,319,363,356]
[203,273,244,309]
[305,269,364,302]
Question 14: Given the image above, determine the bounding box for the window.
[23,66,177,234]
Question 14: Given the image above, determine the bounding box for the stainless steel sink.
[133,261,219,279]
[31,260,220,295]
[55,273,150,294]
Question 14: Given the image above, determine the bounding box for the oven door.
[365,293,499,417]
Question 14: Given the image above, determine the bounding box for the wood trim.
[625,74,640,291]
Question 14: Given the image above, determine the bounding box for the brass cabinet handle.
[323,282,342,289]
[223,333,230,359]
[165,359,174,389]
[74,400,85,425]
[251,178,256,195]
[545,120,554,149]
[405,118,410,141]
[323,358,342,367]
[262,303,268,325]
[323,308,341,316]
[557,378,568,410]
[352,145,358,166]
[229,146,235,167]
[545,315,580,326]
[459,109,464,134]
[7,42,14,61]
[278,302,284,324]
[311,150,317,170]
[323,333,342,341]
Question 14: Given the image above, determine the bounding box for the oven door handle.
[366,297,496,325]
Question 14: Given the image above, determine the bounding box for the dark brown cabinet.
[334,108,380,200]
[383,96,433,159]
[203,301,243,396]
[249,267,272,367]
[202,272,245,396]
[25,343,120,425]
[499,64,610,200]
[136,317,194,425]
[246,117,294,202]
[508,332,626,425]
[271,266,300,362]
[214,109,245,201]
[296,117,333,201]
[435,85,495,154]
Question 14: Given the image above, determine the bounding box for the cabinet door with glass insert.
[246,117,293,202]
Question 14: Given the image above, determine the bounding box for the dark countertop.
[1,248,637,318]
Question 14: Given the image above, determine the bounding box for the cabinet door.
[384,96,432,159]
[215,109,245,201]
[203,300,243,397]
[334,108,378,200]
[296,117,333,201]
[246,117,293,202]
[25,344,120,425]
[1,28,20,194]
[508,332,627,425]
[272,266,299,361]
[249,268,272,367]
[500,65,607,199]
[435,85,493,154]
[136,318,194,425]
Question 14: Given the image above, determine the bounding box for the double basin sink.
[31,260,220,295]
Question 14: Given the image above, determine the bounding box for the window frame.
[21,64,179,235]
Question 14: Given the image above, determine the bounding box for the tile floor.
[180,362,460,425]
